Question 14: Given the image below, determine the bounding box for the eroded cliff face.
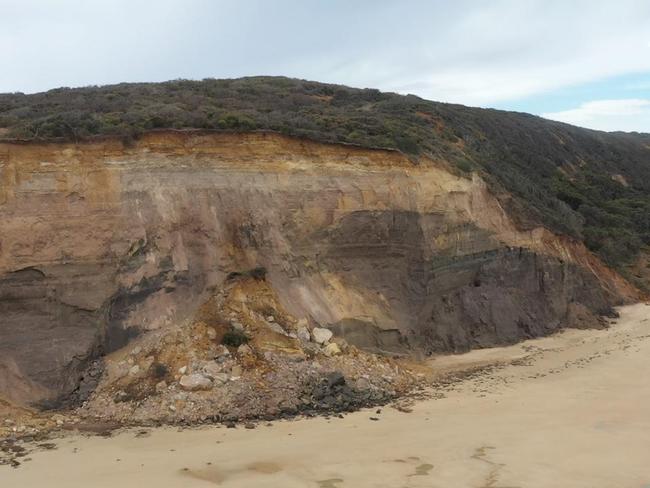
[0,132,638,405]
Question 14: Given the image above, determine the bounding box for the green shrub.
[151,362,169,379]
[455,159,473,173]
[221,330,249,348]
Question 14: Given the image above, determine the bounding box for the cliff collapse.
[0,131,638,406]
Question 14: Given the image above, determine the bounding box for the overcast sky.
[2,0,650,132]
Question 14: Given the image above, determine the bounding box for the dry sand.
[3,303,650,488]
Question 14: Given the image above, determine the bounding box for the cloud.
[252,0,650,106]
[320,1,650,106]
[542,99,650,132]
[1,0,650,114]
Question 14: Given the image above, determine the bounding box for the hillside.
[1,77,649,285]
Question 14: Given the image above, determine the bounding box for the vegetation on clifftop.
[1,77,649,283]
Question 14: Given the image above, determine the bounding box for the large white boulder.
[311,327,333,345]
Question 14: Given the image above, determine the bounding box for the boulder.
[354,377,372,391]
[179,374,213,391]
[325,371,346,387]
[202,362,226,380]
[323,342,341,357]
[237,344,253,356]
[213,344,231,360]
[296,326,311,342]
[210,372,230,385]
[230,365,243,378]
[311,327,333,345]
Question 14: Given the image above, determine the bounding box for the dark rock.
[325,372,346,388]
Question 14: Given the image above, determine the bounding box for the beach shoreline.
[2,302,650,487]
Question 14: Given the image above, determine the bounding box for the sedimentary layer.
[0,131,637,405]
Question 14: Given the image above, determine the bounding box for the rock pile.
[73,274,425,426]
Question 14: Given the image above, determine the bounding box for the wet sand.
[3,303,650,488]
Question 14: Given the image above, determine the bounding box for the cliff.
[0,131,638,406]
[3,77,650,284]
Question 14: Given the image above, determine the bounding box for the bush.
[221,330,249,347]
[226,266,267,282]
[455,159,473,173]
[151,362,169,379]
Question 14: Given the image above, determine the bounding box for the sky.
[2,0,650,133]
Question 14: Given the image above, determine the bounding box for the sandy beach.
[3,303,650,488]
